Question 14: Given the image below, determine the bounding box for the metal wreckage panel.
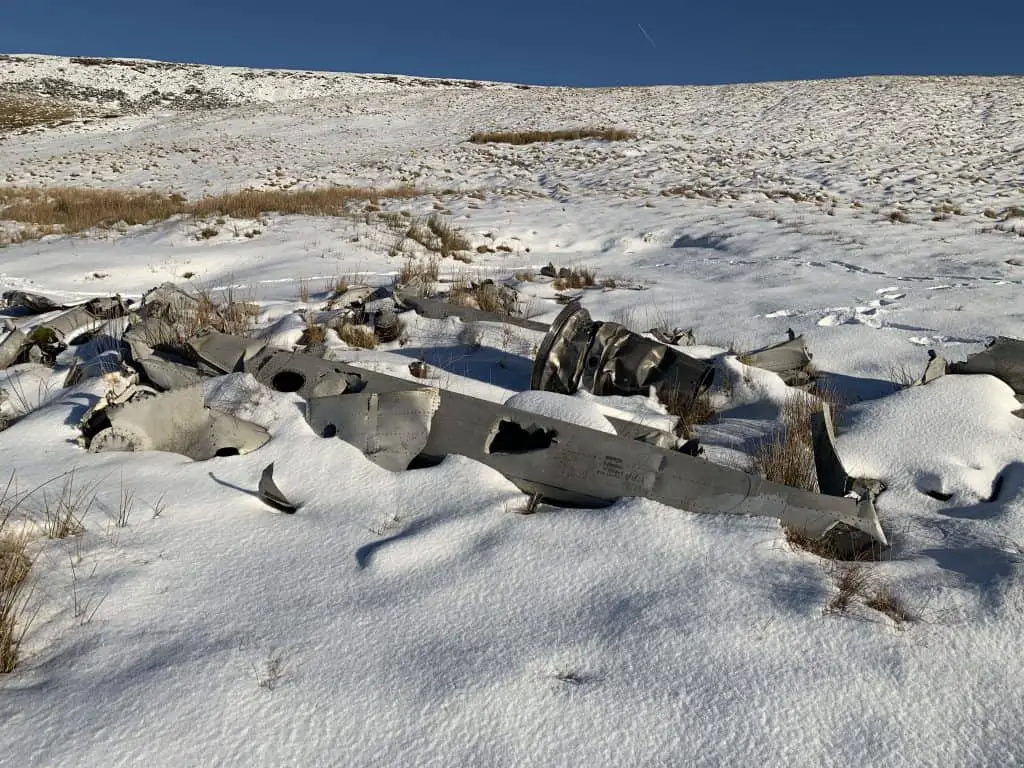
[530,303,715,401]
[243,347,886,543]
[84,384,270,461]
[0,295,129,371]
[14,282,951,544]
[920,337,1024,416]
[394,291,551,333]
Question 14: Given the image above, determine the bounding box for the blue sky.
[3,1,1021,86]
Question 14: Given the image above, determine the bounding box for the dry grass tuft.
[865,584,913,626]
[0,94,78,133]
[888,363,919,390]
[784,527,842,559]
[824,564,913,626]
[514,269,536,282]
[552,266,597,291]
[752,394,835,492]
[175,287,258,342]
[330,276,350,296]
[399,215,471,260]
[0,185,426,242]
[192,185,422,219]
[469,127,636,145]
[426,214,471,257]
[337,323,378,350]
[825,564,873,616]
[0,529,32,673]
[398,255,441,292]
[447,281,516,316]
[298,312,326,346]
[1,478,34,673]
[0,187,191,233]
[39,471,96,539]
[659,388,717,440]
[931,200,963,216]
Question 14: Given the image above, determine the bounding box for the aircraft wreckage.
[4,281,1024,554]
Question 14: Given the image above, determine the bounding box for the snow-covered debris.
[1,54,1024,767]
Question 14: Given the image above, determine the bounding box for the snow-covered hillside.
[1,55,1023,766]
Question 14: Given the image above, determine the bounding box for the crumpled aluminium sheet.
[88,384,270,461]
[531,302,714,402]
[306,389,442,471]
[244,346,885,544]
[740,332,815,386]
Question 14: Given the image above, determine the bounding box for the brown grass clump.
[40,472,95,540]
[825,564,873,616]
[0,185,426,241]
[824,564,912,626]
[142,286,259,347]
[0,530,32,673]
[399,215,472,260]
[0,187,191,232]
[659,388,717,440]
[1,481,34,673]
[552,266,597,291]
[426,214,471,257]
[864,584,913,626]
[784,527,843,560]
[186,288,258,340]
[398,255,441,291]
[469,127,636,145]
[447,281,516,316]
[298,312,326,346]
[337,323,378,349]
[0,94,77,133]
[191,185,422,219]
[752,395,826,492]
[403,219,441,252]
[931,200,963,216]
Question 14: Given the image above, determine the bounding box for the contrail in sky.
[637,23,657,49]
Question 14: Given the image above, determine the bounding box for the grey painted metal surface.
[949,337,1024,401]
[87,384,270,461]
[245,347,884,543]
[0,329,27,370]
[0,297,128,371]
[395,291,550,332]
[188,329,265,374]
[245,349,371,400]
[811,403,851,497]
[306,389,441,471]
[741,331,814,386]
[258,463,298,513]
[926,337,1024,415]
[921,350,948,385]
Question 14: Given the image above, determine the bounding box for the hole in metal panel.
[487,420,557,455]
[271,370,306,392]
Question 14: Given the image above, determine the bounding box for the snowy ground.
[1,55,1024,766]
